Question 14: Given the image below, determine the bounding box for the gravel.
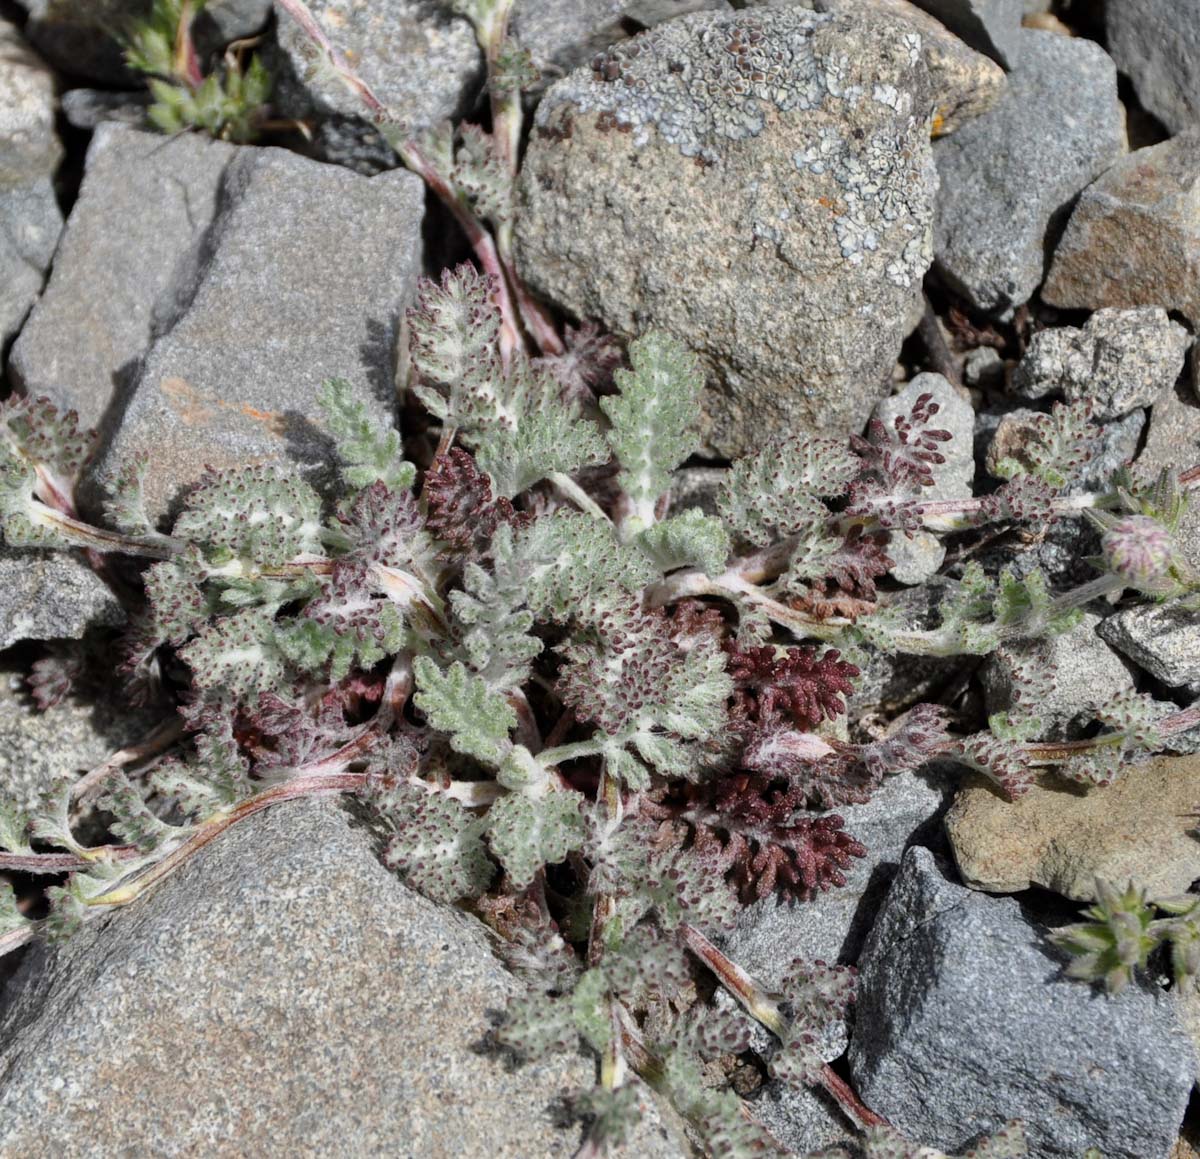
[1011,307,1191,420]
[1043,130,1200,325]
[932,27,1124,316]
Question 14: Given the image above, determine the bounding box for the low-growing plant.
[2,261,1198,1153]
[4,2,1198,1155]
[121,0,272,141]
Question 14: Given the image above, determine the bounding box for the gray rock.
[0,543,123,652]
[1105,0,1200,136]
[0,799,689,1157]
[82,147,424,524]
[1098,600,1200,688]
[0,19,62,184]
[1043,131,1200,325]
[9,125,236,430]
[0,178,62,353]
[17,0,144,84]
[742,1081,852,1156]
[272,0,482,131]
[514,0,731,82]
[963,345,1005,391]
[873,373,974,583]
[907,0,1023,67]
[516,7,939,459]
[0,661,156,815]
[1011,308,1191,420]
[0,19,64,351]
[848,846,1195,1159]
[980,613,1135,741]
[59,88,152,130]
[933,28,1124,316]
[196,0,273,45]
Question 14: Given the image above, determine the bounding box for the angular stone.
[933,28,1124,316]
[980,613,1135,742]
[59,88,152,131]
[0,18,63,351]
[0,18,62,184]
[81,147,424,524]
[1011,308,1190,421]
[1043,131,1200,325]
[0,799,688,1156]
[1105,0,1200,136]
[0,178,61,353]
[0,543,123,651]
[945,755,1200,901]
[848,846,1195,1159]
[516,7,938,458]
[710,0,1008,138]
[1098,600,1200,688]
[873,372,974,583]
[907,0,1023,67]
[9,125,236,430]
[272,0,482,131]
[514,0,731,80]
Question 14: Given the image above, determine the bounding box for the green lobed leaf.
[412,657,515,765]
[475,404,607,500]
[486,789,587,888]
[317,378,415,494]
[634,509,731,577]
[602,332,704,521]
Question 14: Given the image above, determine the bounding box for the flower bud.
[1100,514,1178,593]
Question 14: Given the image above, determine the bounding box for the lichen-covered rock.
[9,125,235,430]
[946,756,1200,901]
[81,147,424,524]
[1011,307,1191,420]
[0,543,124,652]
[980,613,1135,742]
[933,28,1123,316]
[848,846,1195,1159]
[873,373,974,583]
[0,800,689,1157]
[1043,131,1200,325]
[514,0,732,80]
[907,0,1022,67]
[746,0,1006,137]
[516,7,938,457]
[0,18,63,351]
[1105,0,1200,136]
[1098,600,1200,688]
[272,0,482,130]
